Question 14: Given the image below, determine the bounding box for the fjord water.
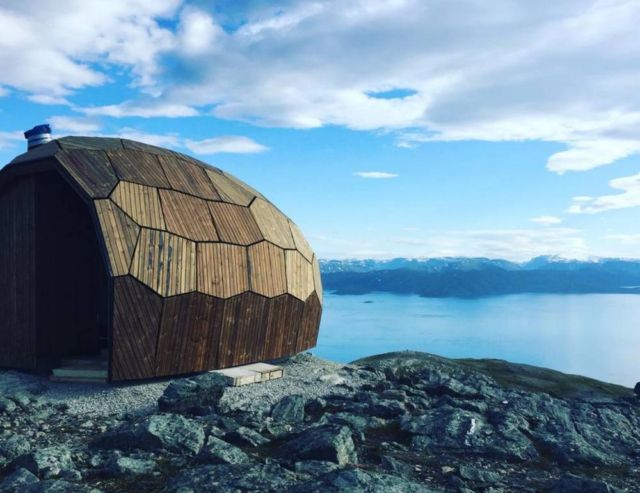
[314,292,640,387]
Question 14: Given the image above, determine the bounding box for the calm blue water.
[314,292,640,387]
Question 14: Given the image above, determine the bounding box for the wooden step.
[210,362,284,387]
[50,360,108,382]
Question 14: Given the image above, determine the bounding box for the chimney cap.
[24,124,51,139]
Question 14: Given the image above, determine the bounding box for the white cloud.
[183,136,268,155]
[4,1,640,174]
[315,226,589,261]
[531,215,563,225]
[0,1,179,97]
[604,233,640,244]
[0,130,23,150]
[48,116,101,134]
[80,101,197,118]
[568,172,640,214]
[114,128,181,149]
[353,171,398,179]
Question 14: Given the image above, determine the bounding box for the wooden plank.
[155,292,225,376]
[295,292,322,353]
[249,198,296,249]
[111,181,166,230]
[197,243,249,298]
[224,172,265,201]
[289,220,314,262]
[55,149,118,198]
[312,254,323,304]
[94,200,140,276]
[121,138,171,156]
[263,294,305,361]
[107,149,170,188]
[158,154,221,200]
[205,169,255,206]
[0,175,37,369]
[208,202,263,245]
[219,293,269,368]
[57,136,124,151]
[130,229,197,296]
[247,241,287,297]
[285,250,315,301]
[159,189,219,241]
[111,276,162,381]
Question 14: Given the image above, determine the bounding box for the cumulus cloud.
[113,128,181,148]
[48,116,101,134]
[0,0,179,98]
[183,136,268,155]
[353,171,398,179]
[531,215,563,225]
[567,172,640,214]
[0,130,23,150]
[4,1,640,173]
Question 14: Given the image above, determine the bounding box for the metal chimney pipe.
[24,124,52,150]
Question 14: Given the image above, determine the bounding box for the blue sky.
[1,0,639,260]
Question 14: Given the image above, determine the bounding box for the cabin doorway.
[34,170,109,369]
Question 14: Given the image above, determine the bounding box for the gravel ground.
[0,353,369,418]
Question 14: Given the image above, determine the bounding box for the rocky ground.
[1,351,639,492]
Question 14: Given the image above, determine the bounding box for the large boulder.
[278,425,357,466]
[168,463,297,492]
[92,414,205,455]
[548,474,624,493]
[197,436,252,465]
[158,372,229,413]
[288,468,439,493]
[271,395,306,423]
[12,447,76,480]
[0,467,39,492]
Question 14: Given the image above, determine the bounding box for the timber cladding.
[0,137,322,381]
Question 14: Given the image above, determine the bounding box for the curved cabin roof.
[1,136,322,303]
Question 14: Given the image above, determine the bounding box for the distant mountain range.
[320,256,640,298]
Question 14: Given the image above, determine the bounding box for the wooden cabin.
[0,134,322,381]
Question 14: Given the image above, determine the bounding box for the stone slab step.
[210,362,284,386]
[51,361,108,381]
[49,375,107,384]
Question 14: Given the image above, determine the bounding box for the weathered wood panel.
[263,295,305,361]
[312,254,323,304]
[249,198,296,249]
[0,175,37,369]
[197,243,249,298]
[159,189,219,241]
[224,172,264,201]
[130,229,197,296]
[158,154,221,200]
[107,149,170,188]
[94,200,140,276]
[111,181,166,230]
[296,292,322,352]
[285,250,315,301]
[208,202,263,245]
[289,220,314,262]
[10,140,60,165]
[111,276,162,381]
[247,241,287,297]
[155,293,225,376]
[216,293,268,368]
[55,149,118,198]
[205,169,255,206]
[57,136,124,151]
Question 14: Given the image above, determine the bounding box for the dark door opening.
[35,170,109,368]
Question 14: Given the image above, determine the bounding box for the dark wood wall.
[0,175,37,368]
[35,171,108,366]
